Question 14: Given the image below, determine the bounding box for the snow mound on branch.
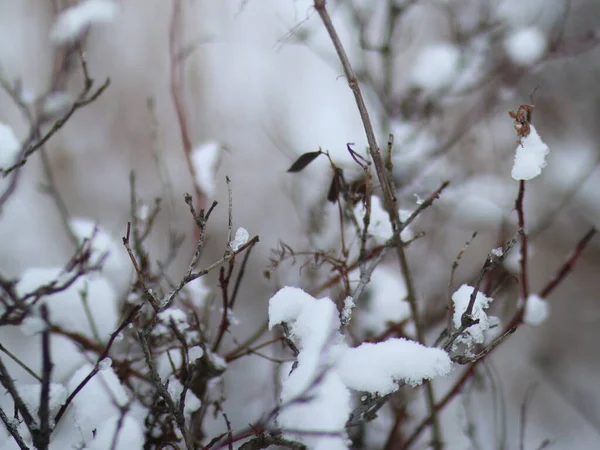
[50,0,119,44]
[268,287,453,447]
[511,125,549,181]
[452,284,494,348]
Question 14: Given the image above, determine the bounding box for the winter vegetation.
[0,1,599,449]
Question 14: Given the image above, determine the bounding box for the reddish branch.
[403,227,596,448]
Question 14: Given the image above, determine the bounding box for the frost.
[190,141,221,198]
[229,227,249,252]
[511,125,549,181]
[452,284,494,348]
[411,43,460,92]
[337,339,452,392]
[50,0,119,44]
[504,27,547,66]
[523,294,549,326]
[0,122,20,169]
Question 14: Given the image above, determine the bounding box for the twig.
[122,222,161,311]
[0,406,29,450]
[539,227,597,298]
[37,305,53,450]
[515,180,530,302]
[138,330,193,450]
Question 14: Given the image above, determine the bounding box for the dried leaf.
[327,169,342,203]
[287,150,322,173]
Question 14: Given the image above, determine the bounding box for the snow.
[69,217,132,296]
[268,287,452,447]
[340,296,355,326]
[229,227,249,252]
[153,308,190,336]
[63,363,130,445]
[355,266,410,336]
[98,357,112,371]
[523,294,550,326]
[337,339,452,392]
[41,91,73,117]
[19,316,47,336]
[269,287,350,448]
[50,0,119,44]
[411,43,460,93]
[17,266,119,341]
[452,284,494,348]
[504,27,547,66]
[87,415,144,450]
[353,196,413,245]
[190,141,221,198]
[16,382,68,418]
[0,122,20,169]
[511,124,549,181]
[183,277,211,308]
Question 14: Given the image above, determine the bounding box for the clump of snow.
[355,266,410,336]
[0,122,20,169]
[229,227,249,252]
[98,357,112,371]
[190,141,221,198]
[353,196,413,244]
[50,0,120,44]
[270,287,350,448]
[16,267,119,340]
[69,218,132,296]
[411,43,461,93]
[523,294,549,326]
[504,27,547,66]
[511,125,549,181]
[452,284,494,348]
[337,339,452,392]
[268,286,453,447]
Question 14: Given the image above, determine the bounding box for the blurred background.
[1,0,599,448]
